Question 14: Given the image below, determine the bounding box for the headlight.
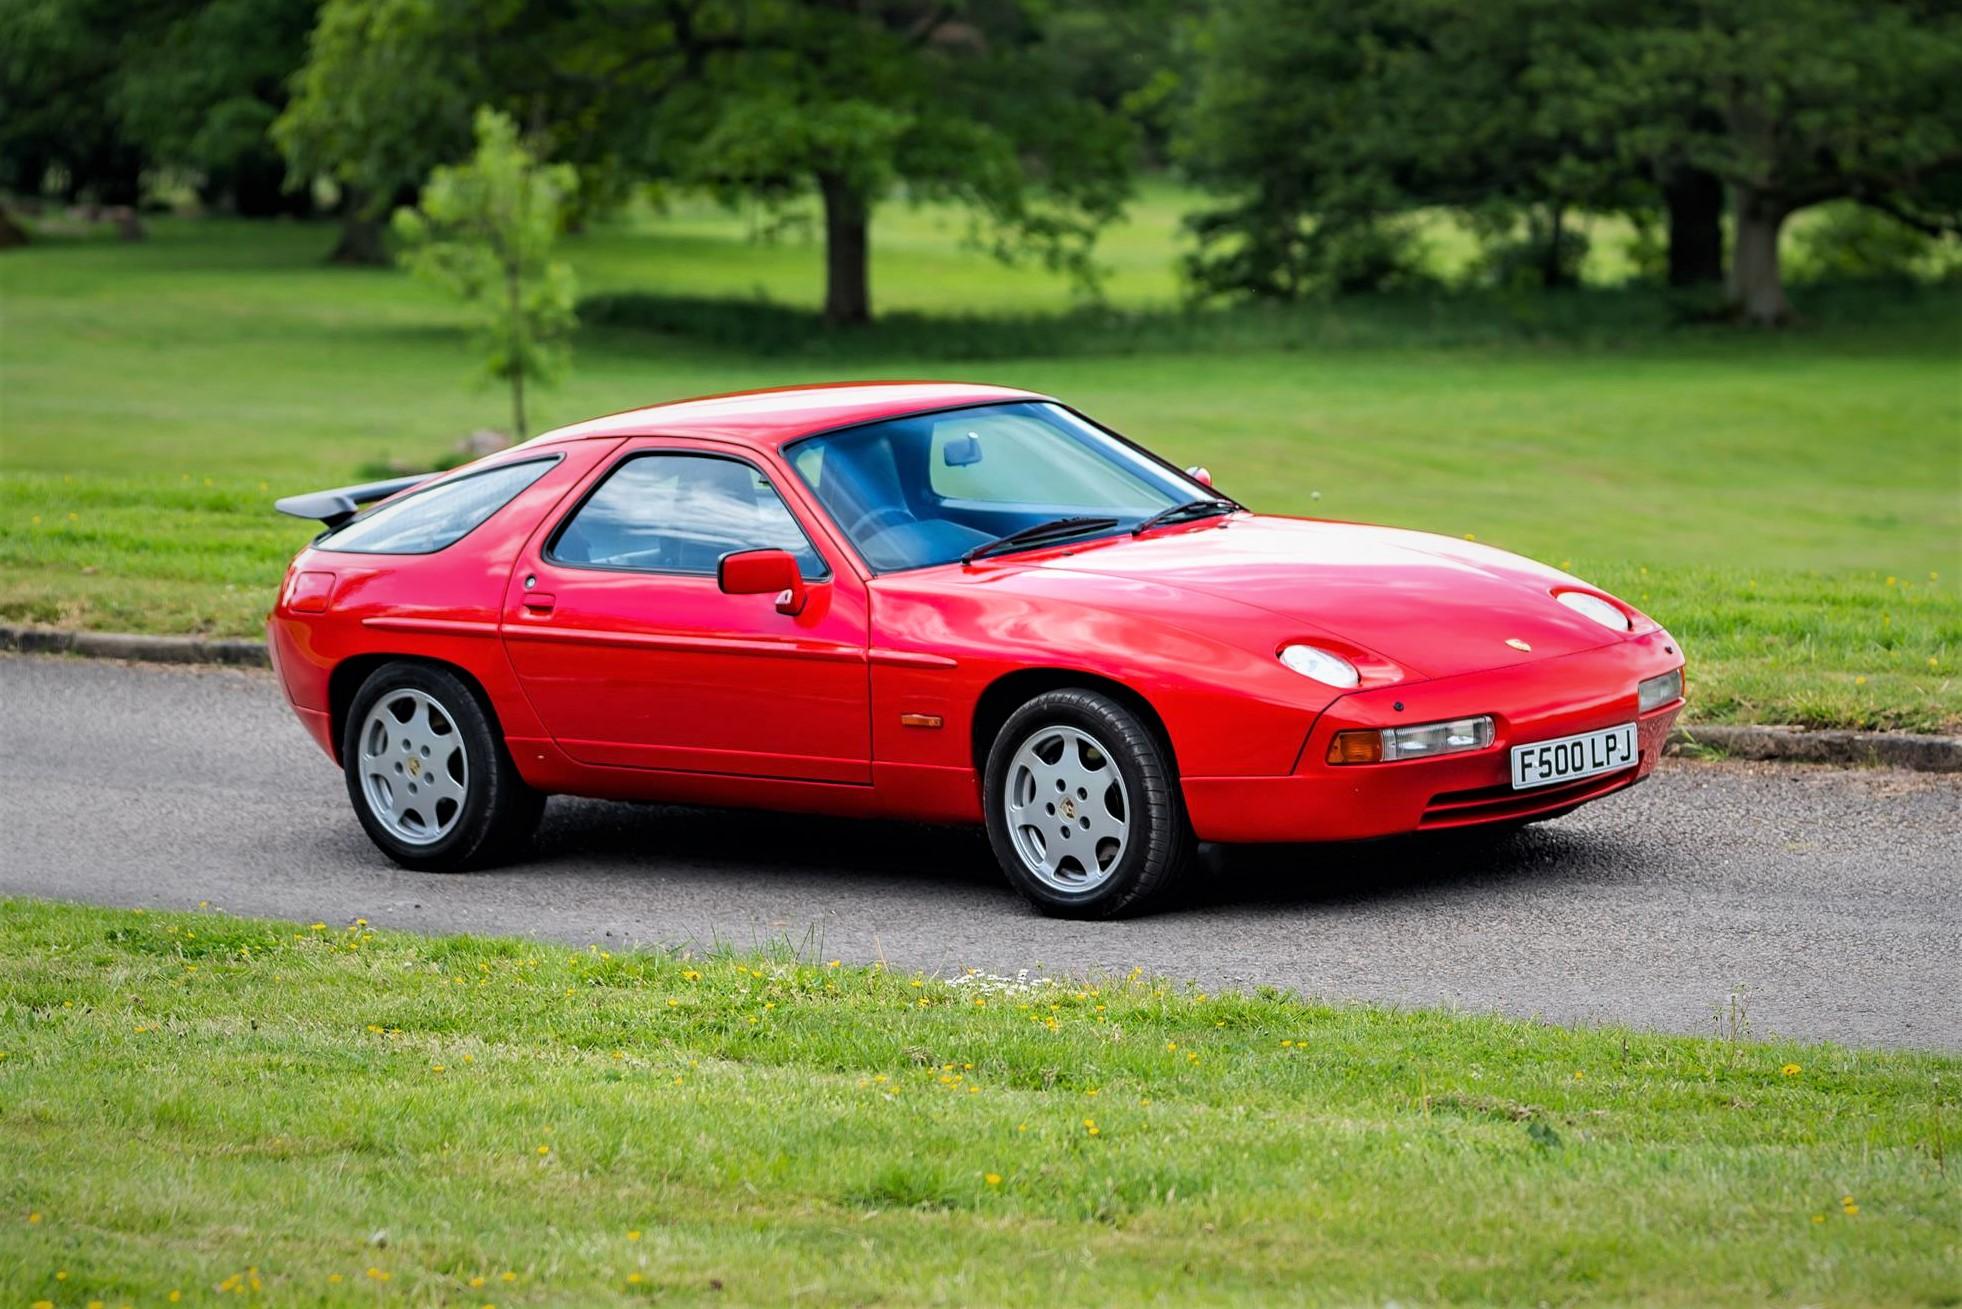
[1556,590,1630,632]
[1279,644,1360,688]
[1638,668,1684,712]
[1328,715,1495,765]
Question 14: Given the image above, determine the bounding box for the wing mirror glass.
[1184,465,1213,488]
[943,432,984,467]
[718,548,806,615]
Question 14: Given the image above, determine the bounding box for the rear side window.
[321,459,556,555]
[549,453,826,578]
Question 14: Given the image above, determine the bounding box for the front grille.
[1421,764,1639,827]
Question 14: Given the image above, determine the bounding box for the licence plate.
[1510,723,1638,790]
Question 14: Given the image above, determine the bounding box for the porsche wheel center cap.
[407,757,422,778]
[1060,797,1077,820]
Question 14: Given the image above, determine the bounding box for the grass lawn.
[2,899,1956,1307]
[0,199,1957,730]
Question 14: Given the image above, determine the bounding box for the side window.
[321,458,556,555]
[550,453,826,578]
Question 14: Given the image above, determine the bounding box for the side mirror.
[718,548,807,615]
[1185,465,1213,488]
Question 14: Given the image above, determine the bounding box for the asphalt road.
[3,653,1957,1049]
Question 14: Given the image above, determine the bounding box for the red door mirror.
[718,548,807,615]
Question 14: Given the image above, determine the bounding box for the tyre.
[341,661,545,872]
[983,689,1195,918]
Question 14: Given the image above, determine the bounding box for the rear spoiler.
[274,473,435,530]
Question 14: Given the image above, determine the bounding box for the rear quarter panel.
[267,441,622,762]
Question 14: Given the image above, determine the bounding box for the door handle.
[521,592,556,615]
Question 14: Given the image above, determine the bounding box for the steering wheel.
[848,504,915,540]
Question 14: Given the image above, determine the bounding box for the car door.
[499,441,872,783]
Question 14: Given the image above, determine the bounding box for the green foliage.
[1788,202,1962,285]
[0,0,315,213]
[1178,0,1632,300]
[392,108,578,439]
[272,0,478,224]
[275,0,1136,320]
[1179,0,1962,319]
[2,899,1957,1304]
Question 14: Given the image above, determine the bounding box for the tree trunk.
[1728,188,1791,325]
[507,266,528,440]
[0,206,28,248]
[817,170,871,326]
[1664,167,1724,287]
[327,189,389,265]
[1540,204,1569,290]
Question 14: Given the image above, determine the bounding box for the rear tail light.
[1328,715,1495,765]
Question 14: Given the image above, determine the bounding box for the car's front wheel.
[342,661,544,871]
[983,689,1194,918]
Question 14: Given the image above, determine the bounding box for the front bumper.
[1180,634,1684,843]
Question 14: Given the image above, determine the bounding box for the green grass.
[1,200,1958,729]
[2,899,1956,1307]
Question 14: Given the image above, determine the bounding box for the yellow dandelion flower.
[169,1293,183,1304]
[27,1212,41,1224]
[56,1271,68,1280]
[536,1144,551,1156]
[1855,676,1868,686]
[1812,1214,1825,1224]
[1780,1063,1801,1076]
[431,1064,446,1073]
[627,1272,644,1285]
[1166,1040,1178,1051]
[328,1274,344,1284]
[827,960,841,968]
[627,1230,641,1241]
[1843,1203,1860,1216]
[33,1301,53,1309]
[985,1172,1002,1185]
[1574,1070,1584,1080]
[1930,657,1940,669]
[501,1270,519,1283]
[367,1267,390,1281]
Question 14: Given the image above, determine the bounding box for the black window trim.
[780,399,1233,576]
[542,447,834,582]
[315,453,565,557]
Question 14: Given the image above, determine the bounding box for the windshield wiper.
[962,515,1122,565]
[1132,499,1236,535]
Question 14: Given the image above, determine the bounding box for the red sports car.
[270,382,1685,917]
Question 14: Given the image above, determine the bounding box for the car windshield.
[786,402,1206,571]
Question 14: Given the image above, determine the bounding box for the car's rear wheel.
[342,662,543,872]
[983,689,1194,918]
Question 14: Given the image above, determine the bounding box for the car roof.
[520,381,1050,451]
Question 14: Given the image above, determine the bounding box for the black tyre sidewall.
[341,662,538,872]
[983,690,1192,919]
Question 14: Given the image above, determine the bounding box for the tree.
[1178,0,1639,298]
[1617,0,1962,323]
[115,0,321,217]
[393,108,578,440]
[0,0,318,227]
[278,0,1136,320]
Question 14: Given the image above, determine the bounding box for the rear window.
[320,459,556,555]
